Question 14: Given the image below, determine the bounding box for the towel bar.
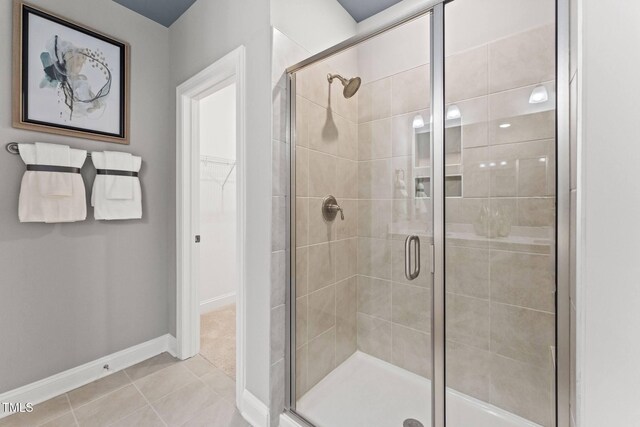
[5,142,93,157]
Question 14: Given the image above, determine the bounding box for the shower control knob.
[322,195,344,222]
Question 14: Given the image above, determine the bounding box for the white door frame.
[176,45,246,407]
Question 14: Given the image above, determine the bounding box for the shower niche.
[413,121,463,198]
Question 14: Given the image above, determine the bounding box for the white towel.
[18,143,87,223]
[35,142,72,197]
[91,151,142,220]
[104,151,134,200]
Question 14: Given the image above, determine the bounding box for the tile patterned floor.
[0,353,250,427]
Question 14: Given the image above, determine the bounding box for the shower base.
[296,351,542,427]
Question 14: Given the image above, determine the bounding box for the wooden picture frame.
[12,0,130,144]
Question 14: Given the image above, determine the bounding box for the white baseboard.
[240,389,270,427]
[0,334,176,419]
[200,292,236,314]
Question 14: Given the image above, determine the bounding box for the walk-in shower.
[286,0,569,426]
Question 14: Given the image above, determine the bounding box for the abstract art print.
[13,1,130,144]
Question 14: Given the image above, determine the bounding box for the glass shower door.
[443,1,557,426]
[289,12,434,427]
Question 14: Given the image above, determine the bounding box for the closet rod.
[6,142,93,157]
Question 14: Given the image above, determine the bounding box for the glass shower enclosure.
[286,1,568,426]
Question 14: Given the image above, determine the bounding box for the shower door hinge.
[195,235,201,243]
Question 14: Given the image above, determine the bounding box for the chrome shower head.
[327,73,361,99]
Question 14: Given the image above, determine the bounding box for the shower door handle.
[404,235,421,281]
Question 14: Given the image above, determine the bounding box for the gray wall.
[169,0,273,404]
[0,0,173,393]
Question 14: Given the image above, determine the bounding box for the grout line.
[123,370,168,427]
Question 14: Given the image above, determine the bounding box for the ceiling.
[113,0,404,28]
[336,0,404,22]
[112,0,197,27]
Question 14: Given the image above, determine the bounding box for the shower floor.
[296,351,542,427]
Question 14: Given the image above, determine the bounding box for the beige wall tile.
[307,242,335,293]
[489,25,555,93]
[307,328,336,389]
[457,96,489,149]
[357,237,392,280]
[308,150,336,198]
[338,118,358,161]
[391,65,430,116]
[445,198,488,225]
[297,62,330,109]
[295,247,308,297]
[296,345,308,400]
[358,119,392,160]
[490,251,555,312]
[462,147,490,198]
[357,200,391,239]
[489,354,553,426]
[391,283,431,332]
[307,285,336,339]
[295,95,310,148]
[357,275,392,320]
[336,199,357,239]
[296,296,308,348]
[392,324,431,378]
[308,102,339,156]
[334,238,357,281]
[358,78,392,122]
[490,302,555,367]
[446,293,490,350]
[295,147,309,197]
[358,159,392,199]
[446,45,488,103]
[517,197,555,227]
[446,246,490,299]
[295,198,309,247]
[336,158,358,199]
[336,277,357,365]
[446,340,491,402]
[357,313,392,363]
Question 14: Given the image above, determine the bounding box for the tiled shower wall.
[442,23,556,426]
[354,63,433,379]
[293,52,360,399]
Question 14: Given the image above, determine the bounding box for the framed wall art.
[12,0,130,144]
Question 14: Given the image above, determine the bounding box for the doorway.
[176,46,246,408]
[198,83,238,378]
